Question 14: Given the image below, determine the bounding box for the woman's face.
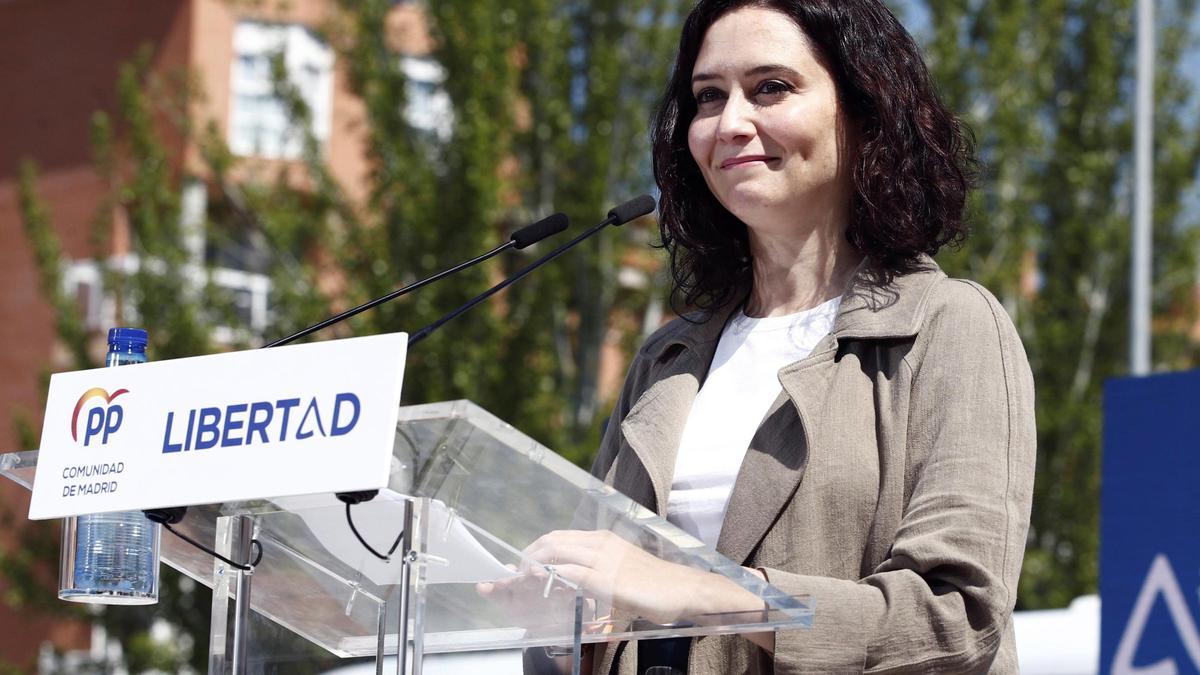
[687,7,854,237]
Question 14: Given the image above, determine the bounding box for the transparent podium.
[2,400,812,674]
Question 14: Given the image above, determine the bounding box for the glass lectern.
[1,400,812,674]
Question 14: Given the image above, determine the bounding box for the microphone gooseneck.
[407,195,656,347]
[264,212,568,348]
[146,214,569,543]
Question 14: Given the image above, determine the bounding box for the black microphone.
[264,213,568,348]
[407,195,656,347]
[510,214,567,249]
[607,194,655,227]
[142,214,568,545]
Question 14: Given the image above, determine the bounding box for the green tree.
[920,0,1200,608]
[17,49,236,672]
[19,5,1200,670]
[17,1,691,670]
[261,0,690,462]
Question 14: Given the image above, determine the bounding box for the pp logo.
[71,388,129,446]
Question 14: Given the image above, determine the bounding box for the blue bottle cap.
[108,327,149,350]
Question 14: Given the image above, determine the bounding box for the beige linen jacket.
[590,260,1036,674]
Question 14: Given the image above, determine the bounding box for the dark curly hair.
[652,0,977,313]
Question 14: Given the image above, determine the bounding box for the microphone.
[407,195,656,347]
[510,214,568,249]
[607,194,656,227]
[264,212,568,348]
[142,214,569,547]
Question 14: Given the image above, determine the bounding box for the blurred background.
[0,0,1197,672]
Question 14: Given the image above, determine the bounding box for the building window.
[229,21,335,159]
[63,256,272,346]
[401,56,452,140]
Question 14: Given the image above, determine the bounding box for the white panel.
[30,333,407,519]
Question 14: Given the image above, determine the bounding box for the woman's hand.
[480,530,776,652]
[521,529,762,626]
[477,565,598,674]
[476,564,586,637]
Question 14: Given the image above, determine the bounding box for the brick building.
[0,0,434,667]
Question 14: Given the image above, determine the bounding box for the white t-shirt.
[666,296,841,548]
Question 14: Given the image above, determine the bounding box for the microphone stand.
[266,213,568,348]
[408,195,656,347]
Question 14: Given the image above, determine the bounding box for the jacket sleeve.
[766,279,1037,673]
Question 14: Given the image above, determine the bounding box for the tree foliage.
[17,49,235,673]
[257,0,690,463]
[920,0,1200,608]
[14,1,1200,670]
[16,1,690,670]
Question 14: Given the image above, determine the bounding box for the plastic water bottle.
[58,327,161,604]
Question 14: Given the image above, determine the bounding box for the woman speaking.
[516,0,1036,671]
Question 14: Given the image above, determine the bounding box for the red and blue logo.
[71,388,129,446]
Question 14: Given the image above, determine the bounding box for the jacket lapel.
[615,309,733,515]
[715,260,946,564]
[611,259,945,544]
[615,350,704,514]
[715,334,838,563]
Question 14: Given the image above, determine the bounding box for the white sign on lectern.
[29,333,407,520]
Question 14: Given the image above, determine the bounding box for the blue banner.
[1100,369,1200,673]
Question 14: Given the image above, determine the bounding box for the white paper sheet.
[272,491,519,586]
